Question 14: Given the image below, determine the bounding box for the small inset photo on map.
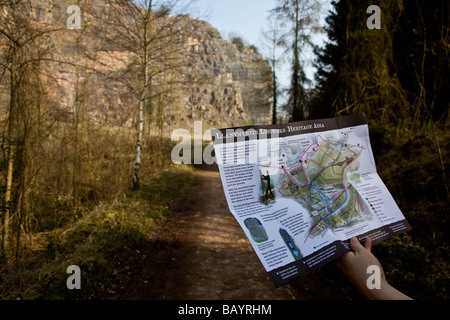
[260,169,276,206]
[244,218,269,243]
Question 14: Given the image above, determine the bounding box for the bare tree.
[0,0,57,257]
[92,0,195,190]
[261,15,286,124]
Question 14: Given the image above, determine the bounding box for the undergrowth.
[0,164,194,300]
[371,124,450,300]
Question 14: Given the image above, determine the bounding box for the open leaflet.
[212,114,411,287]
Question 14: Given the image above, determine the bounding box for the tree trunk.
[132,1,152,190]
[2,144,14,255]
[132,98,144,190]
[291,0,304,122]
[2,46,17,256]
[272,69,277,124]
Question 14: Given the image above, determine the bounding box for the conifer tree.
[314,0,408,125]
[271,0,322,121]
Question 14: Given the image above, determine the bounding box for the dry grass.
[0,139,194,299]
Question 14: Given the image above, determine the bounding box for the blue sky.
[190,0,278,45]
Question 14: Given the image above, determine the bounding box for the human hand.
[337,237,412,300]
[337,237,385,297]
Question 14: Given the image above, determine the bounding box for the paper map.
[212,114,411,287]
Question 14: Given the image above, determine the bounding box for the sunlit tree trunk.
[132,1,152,190]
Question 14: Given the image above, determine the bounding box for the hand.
[337,237,412,300]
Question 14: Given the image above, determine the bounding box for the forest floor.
[100,163,346,300]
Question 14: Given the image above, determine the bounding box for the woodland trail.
[101,163,300,300]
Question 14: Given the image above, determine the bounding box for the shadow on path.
[102,163,296,300]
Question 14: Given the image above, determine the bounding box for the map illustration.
[277,133,372,242]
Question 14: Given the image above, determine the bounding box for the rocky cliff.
[176,17,273,127]
[26,0,273,132]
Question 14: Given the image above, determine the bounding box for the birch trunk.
[132,1,152,190]
[2,144,14,254]
[2,47,17,255]
[132,99,144,190]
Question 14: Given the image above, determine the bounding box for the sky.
[190,0,277,46]
[187,0,331,91]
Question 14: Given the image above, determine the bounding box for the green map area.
[278,135,370,242]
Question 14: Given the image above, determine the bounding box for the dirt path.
[102,164,299,300]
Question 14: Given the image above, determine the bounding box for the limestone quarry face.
[2,0,273,133]
[173,17,273,128]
